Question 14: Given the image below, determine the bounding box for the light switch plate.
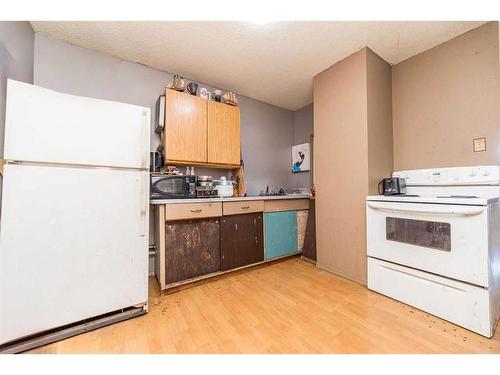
[473,137,486,152]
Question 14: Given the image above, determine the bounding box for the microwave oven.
[150,175,196,199]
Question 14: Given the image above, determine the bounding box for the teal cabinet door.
[264,211,298,260]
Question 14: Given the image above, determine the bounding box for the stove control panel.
[393,166,500,186]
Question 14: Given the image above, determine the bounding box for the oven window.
[386,217,451,251]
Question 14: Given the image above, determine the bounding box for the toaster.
[378,177,407,196]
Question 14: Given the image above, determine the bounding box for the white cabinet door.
[4,80,150,169]
[0,164,149,345]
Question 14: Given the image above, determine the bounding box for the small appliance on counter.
[214,176,234,197]
[196,176,218,198]
[378,177,406,196]
[150,151,163,173]
[150,174,196,199]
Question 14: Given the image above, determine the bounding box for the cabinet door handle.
[190,209,202,213]
[241,206,250,209]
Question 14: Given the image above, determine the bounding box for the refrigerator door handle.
[139,170,148,237]
[141,111,149,170]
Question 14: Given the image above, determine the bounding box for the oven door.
[366,200,489,287]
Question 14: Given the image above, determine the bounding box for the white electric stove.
[366,166,500,338]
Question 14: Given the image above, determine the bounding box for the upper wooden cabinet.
[208,101,241,166]
[164,89,208,164]
[163,89,241,167]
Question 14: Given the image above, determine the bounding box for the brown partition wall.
[313,48,393,284]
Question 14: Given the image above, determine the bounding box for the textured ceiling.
[30,21,486,110]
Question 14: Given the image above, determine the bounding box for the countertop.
[150,194,311,205]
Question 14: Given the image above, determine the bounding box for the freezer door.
[4,80,150,169]
[0,164,149,345]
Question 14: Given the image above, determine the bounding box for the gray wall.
[0,22,34,157]
[291,103,313,189]
[33,33,301,274]
[0,22,34,205]
[238,96,294,195]
[33,33,295,195]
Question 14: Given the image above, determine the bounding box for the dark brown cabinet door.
[220,213,264,271]
[302,200,316,261]
[165,218,220,284]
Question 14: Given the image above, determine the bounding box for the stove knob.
[483,170,490,176]
[469,169,477,177]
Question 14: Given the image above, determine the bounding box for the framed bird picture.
[291,143,310,172]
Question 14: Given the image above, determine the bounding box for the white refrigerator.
[0,80,150,349]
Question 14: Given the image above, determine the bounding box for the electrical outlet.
[473,137,486,152]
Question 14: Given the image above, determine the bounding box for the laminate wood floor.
[28,258,500,354]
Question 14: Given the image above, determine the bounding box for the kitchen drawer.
[165,202,222,221]
[223,200,264,216]
[264,199,309,212]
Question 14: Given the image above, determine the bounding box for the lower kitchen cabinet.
[296,210,309,251]
[155,200,309,290]
[220,213,264,271]
[302,200,316,261]
[264,211,298,260]
[165,218,220,284]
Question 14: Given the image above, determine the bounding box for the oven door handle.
[366,201,485,216]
